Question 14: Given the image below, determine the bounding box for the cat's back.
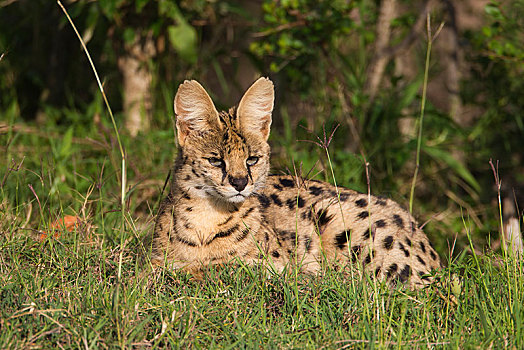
[256,175,441,285]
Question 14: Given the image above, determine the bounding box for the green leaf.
[424,145,481,192]
[482,26,492,38]
[167,23,197,64]
[59,127,74,159]
[84,5,100,33]
[123,27,135,45]
[484,4,503,20]
[159,1,181,20]
[398,76,423,110]
[98,0,125,18]
[135,0,150,12]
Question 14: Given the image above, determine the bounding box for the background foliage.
[1,0,523,252]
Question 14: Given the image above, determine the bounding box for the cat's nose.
[228,176,248,192]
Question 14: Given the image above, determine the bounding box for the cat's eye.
[246,156,259,166]
[208,157,224,167]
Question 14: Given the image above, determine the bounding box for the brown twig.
[28,184,42,217]
[1,156,24,188]
[252,20,307,38]
[298,123,340,151]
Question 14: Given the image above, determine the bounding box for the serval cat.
[152,77,440,287]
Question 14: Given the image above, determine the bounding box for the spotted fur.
[152,78,441,287]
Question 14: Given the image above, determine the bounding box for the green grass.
[1,123,523,349]
[0,225,523,348]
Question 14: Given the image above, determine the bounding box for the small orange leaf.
[51,215,79,231]
[40,215,81,240]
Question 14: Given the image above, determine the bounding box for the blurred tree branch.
[364,0,398,103]
[365,0,434,103]
[0,0,18,7]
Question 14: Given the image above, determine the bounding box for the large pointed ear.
[237,77,274,140]
[174,80,220,146]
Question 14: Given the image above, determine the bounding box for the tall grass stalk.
[293,182,301,318]
[320,132,379,339]
[409,15,444,214]
[490,159,518,330]
[57,1,128,345]
[462,212,496,310]
[323,138,356,293]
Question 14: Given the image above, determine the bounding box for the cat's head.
[174,77,274,204]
